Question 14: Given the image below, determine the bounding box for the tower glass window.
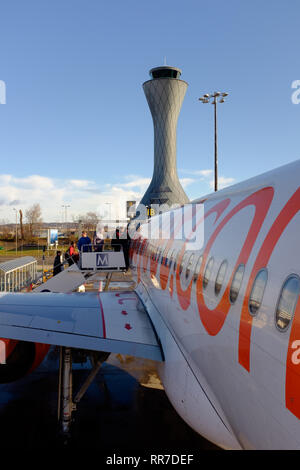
[150,68,181,79]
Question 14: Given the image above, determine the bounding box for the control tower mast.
[140,66,189,210]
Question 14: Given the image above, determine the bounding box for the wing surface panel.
[0,291,163,361]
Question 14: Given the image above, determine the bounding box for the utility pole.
[13,208,18,254]
[105,203,112,222]
[19,209,24,241]
[62,205,71,226]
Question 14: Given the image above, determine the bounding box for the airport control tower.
[140,66,189,211]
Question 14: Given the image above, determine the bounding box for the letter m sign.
[96,253,109,267]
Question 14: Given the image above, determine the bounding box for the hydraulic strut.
[57,346,109,437]
[58,347,74,436]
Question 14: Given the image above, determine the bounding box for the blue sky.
[0,0,300,222]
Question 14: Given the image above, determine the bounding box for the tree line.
[0,204,101,243]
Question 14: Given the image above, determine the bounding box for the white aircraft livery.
[1,159,300,449]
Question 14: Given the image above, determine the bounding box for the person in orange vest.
[65,241,79,265]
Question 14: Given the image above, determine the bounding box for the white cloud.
[0,173,150,223]
[0,171,236,224]
[118,177,151,189]
[180,168,213,178]
[179,177,195,188]
[209,176,235,190]
[179,168,235,195]
[18,175,54,191]
[68,179,95,189]
[197,169,213,177]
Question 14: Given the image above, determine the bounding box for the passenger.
[111,227,129,269]
[103,225,110,239]
[53,251,63,276]
[111,228,121,252]
[93,230,104,252]
[120,228,129,269]
[77,231,92,253]
[65,241,79,265]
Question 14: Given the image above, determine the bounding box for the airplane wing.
[0,291,163,362]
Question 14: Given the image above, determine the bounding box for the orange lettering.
[197,187,274,336]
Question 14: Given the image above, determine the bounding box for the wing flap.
[0,291,163,362]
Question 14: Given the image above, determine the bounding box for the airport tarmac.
[0,350,219,451]
[0,271,220,451]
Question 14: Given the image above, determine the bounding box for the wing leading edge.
[0,291,163,362]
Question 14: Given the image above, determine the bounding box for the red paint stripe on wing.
[97,293,107,339]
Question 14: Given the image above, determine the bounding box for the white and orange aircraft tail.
[1,159,300,449]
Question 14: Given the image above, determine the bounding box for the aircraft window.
[229,264,245,304]
[173,250,178,271]
[168,250,173,268]
[162,246,169,266]
[203,257,214,289]
[185,253,195,279]
[179,251,189,275]
[215,260,228,296]
[164,251,169,266]
[248,269,268,316]
[275,275,300,331]
[193,255,203,283]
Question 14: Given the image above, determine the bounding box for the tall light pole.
[13,208,18,254]
[105,203,112,222]
[61,205,70,225]
[198,91,228,191]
